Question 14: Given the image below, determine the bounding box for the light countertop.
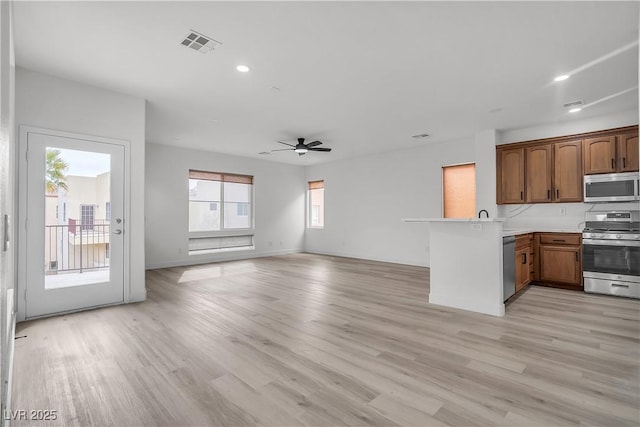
[502,228,583,237]
[402,218,506,223]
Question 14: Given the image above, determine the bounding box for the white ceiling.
[13,1,639,165]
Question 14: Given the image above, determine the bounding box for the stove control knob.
[616,234,621,239]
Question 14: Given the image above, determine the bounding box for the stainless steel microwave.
[584,172,640,203]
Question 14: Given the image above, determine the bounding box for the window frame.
[188,170,255,238]
[80,204,95,231]
[307,180,325,229]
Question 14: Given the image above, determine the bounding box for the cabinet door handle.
[623,157,626,168]
[520,191,523,201]
[556,189,559,199]
[552,239,566,243]
[522,253,527,264]
[612,158,615,169]
[547,189,550,200]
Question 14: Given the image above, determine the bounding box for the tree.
[46,149,69,193]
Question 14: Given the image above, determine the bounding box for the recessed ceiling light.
[236,65,250,73]
[569,108,582,113]
[554,74,570,82]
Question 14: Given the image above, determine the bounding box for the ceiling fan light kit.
[272,138,332,156]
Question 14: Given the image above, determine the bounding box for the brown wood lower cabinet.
[515,233,534,292]
[535,232,583,291]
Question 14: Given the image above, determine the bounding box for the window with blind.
[188,170,254,254]
[308,180,324,228]
[442,163,476,218]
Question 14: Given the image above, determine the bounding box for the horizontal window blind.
[443,163,476,218]
[308,180,324,190]
[189,170,253,184]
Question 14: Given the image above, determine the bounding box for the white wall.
[145,143,306,269]
[305,139,475,267]
[15,67,147,305]
[498,109,640,230]
[0,0,15,414]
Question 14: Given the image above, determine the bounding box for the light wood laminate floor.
[12,253,640,426]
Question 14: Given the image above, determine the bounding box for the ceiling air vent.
[181,30,221,54]
[563,100,583,108]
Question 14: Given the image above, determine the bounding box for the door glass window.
[44,148,111,289]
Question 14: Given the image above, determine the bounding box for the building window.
[105,202,111,221]
[188,170,253,232]
[442,163,476,218]
[80,205,95,230]
[308,180,324,228]
[237,202,250,217]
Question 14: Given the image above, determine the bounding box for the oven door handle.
[583,239,640,247]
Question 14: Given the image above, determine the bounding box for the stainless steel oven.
[583,172,639,203]
[582,211,640,299]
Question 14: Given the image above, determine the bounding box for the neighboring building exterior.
[44,172,110,275]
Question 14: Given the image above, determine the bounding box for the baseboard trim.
[429,292,505,317]
[145,248,303,270]
[303,249,429,268]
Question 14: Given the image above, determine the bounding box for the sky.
[54,148,110,177]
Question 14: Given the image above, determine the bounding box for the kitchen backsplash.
[498,202,640,231]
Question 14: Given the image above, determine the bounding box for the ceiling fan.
[272,138,332,156]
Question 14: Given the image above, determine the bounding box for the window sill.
[307,226,324,230]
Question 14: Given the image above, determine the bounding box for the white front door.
[24,130,125,318]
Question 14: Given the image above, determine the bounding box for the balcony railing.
[45,219,110,274]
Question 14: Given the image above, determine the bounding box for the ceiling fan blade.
[306,140,322,147]
[276,141,296,147]
[271,148,293,152]
[308,147,332,152]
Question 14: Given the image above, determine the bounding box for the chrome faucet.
[478,209,489,219]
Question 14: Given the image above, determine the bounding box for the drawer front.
[584,277,640,299]
[539,233,580,245]
[515,233,533,249]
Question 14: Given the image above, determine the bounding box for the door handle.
[112,229,122,235]
[2,214,9,252]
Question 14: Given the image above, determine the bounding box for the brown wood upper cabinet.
[497,140,582,204]
[526,145,552,203]
[554,140,583,202]
[497,147,525,204]
[618,132,639,172]
[584,130,639,174]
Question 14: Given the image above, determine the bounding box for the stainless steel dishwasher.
[503,236,516,301]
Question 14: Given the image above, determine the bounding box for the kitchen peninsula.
[403,218,507,317]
